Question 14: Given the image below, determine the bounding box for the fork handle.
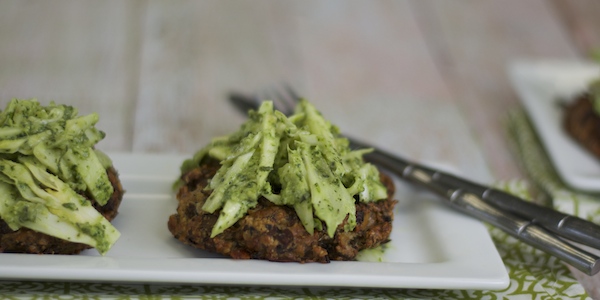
[431,172,600,250]
[355,141,600,275]
[415,172,600,276]
[355,140,600,249]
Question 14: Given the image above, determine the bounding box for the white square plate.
[509,60,600,191]
[0,153,508,290]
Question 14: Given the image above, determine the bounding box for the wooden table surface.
[1,0,599,297]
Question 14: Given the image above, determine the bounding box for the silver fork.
[228,86,600,275]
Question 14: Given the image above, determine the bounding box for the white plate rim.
[0,153,508,290]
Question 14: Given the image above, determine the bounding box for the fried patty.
[168,159,397,263]
[0,167,124,254]
[564,93,600,159]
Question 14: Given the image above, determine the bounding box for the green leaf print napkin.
[495,108,600,299]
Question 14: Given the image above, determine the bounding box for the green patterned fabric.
[0,109,594,299]
[0,276,589,300]
[507,110,600,221]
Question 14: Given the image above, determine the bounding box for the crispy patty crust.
[168,159,397,263]
[0,167,124,254]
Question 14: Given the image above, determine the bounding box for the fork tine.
[275,84,305,115]
[283,84,302,102]
[257,86,293,116]
[228,85,303,117]
[228,92,261,115]
[256,88,286,114]
[279,84,303,114]
[254,88,278,111]
[269,86,296,115]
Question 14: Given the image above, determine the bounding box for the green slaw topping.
[180,100,388,238]
[0,99,119,255]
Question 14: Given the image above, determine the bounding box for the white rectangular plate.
[0,153,508,290]
[509,60,600,191]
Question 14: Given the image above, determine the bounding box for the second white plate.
[509,60,600,191]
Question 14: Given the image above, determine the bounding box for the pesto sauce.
[77,222,109,253]
[62,203,78,211]
[14,201,39,223]
[355,243,391,262]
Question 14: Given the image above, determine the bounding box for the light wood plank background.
[0,0,599,296]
